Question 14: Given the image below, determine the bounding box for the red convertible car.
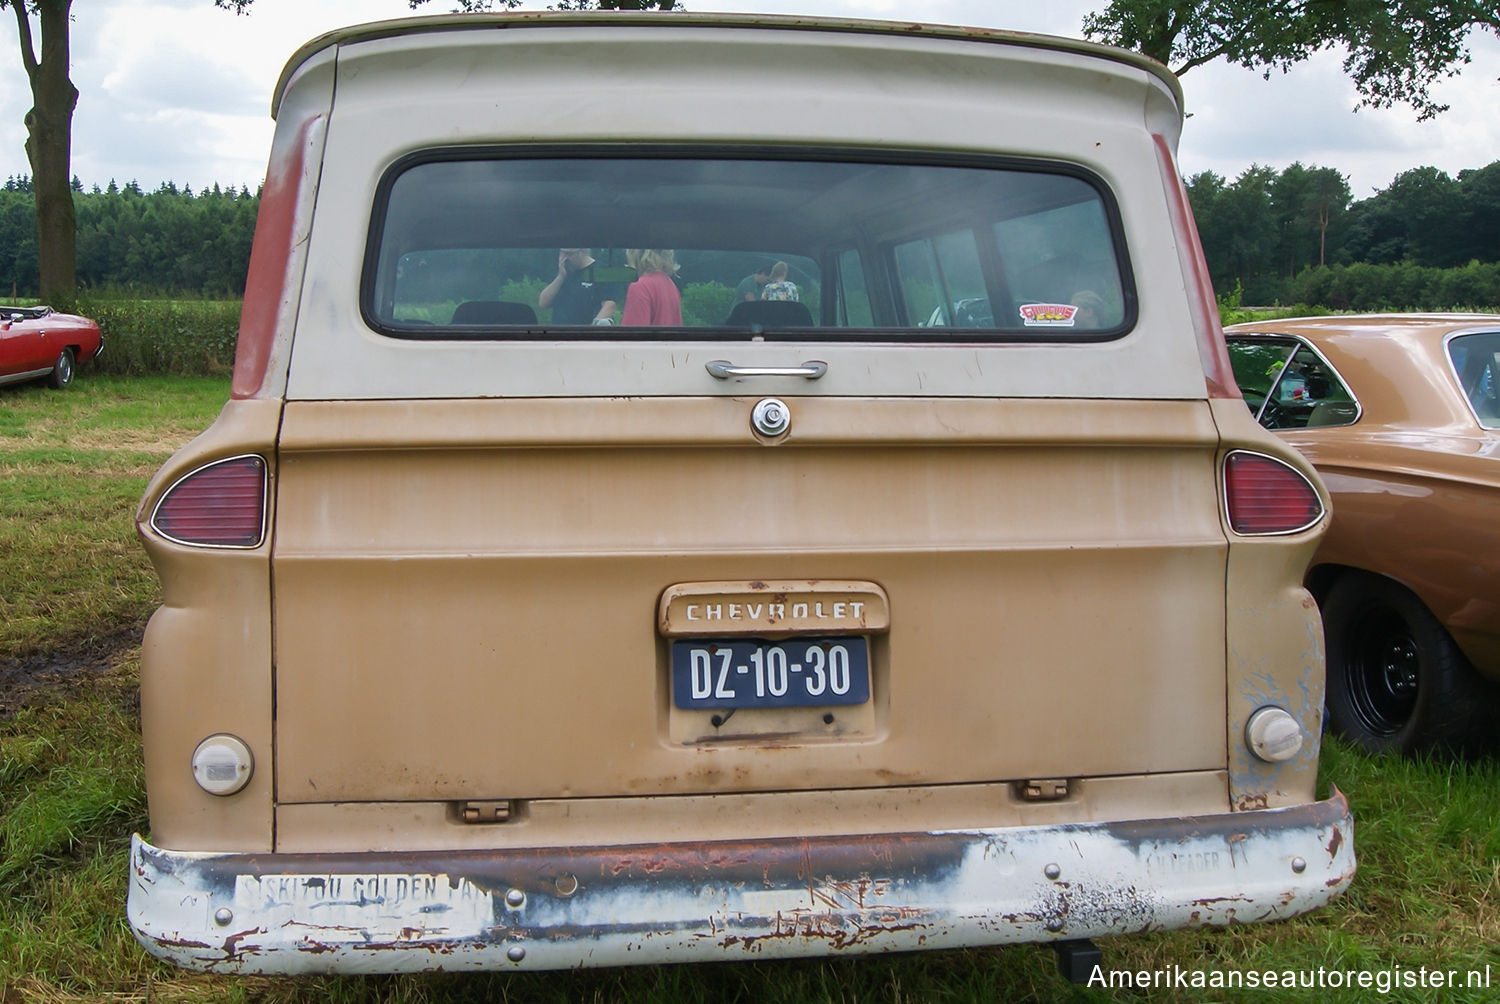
[0,305,103,389]
[1226,314,1500,756]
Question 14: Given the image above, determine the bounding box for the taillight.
[1222,450,1324,535]
[149,455,267,548]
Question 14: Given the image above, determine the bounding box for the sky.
[0,0,1495,200]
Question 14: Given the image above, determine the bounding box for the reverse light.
[1222,450,1324,535]
[1245,707,1304,763]
[191,734,254,796]
[149,455,266,548]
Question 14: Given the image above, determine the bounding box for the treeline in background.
[1,160,1498,377]
[1189,160,1500,309]
[0,176,257,299]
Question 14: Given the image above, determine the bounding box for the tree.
[2,0,251,303]
[4,0,77,302]
[1083,1,1500,121]
[1454,161,1500,264]
[1272,163,1350,272]
[1378,166,1464,267]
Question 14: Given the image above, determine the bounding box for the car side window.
[1227,337,1359,430]
[1448,332,1500,429]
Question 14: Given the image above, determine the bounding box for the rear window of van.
[363,151,1135,340]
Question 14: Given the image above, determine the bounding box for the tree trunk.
[11,0,78,303]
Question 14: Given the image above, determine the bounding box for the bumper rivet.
[213,908,234,927]
[1046,918,1064,933]
[507,945,526,962]
[1044,863,1061,881]
[505,888,526,909]
[555,873,579,897]
[1291,856,1307,874]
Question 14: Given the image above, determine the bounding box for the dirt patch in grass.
[0,625,143,720]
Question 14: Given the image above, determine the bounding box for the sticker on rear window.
[1019,303,1078,326]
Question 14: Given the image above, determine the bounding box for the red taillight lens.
[1222,450,1324,535]
[150,455,266,547]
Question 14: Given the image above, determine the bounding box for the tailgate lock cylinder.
[751,397,791,437]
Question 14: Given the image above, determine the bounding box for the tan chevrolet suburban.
[129,12,1353,975]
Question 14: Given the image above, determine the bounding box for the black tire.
[46,347,74,389]
[1322,571,1498,756]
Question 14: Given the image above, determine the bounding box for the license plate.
[671,637,870,709]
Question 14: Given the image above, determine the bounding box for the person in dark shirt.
[538,247,621,325]
[735,263,774,303]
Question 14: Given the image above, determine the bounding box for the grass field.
[1,373,1497,1003]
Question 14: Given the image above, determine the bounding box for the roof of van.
[272,11,1182,119]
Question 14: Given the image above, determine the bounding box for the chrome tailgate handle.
[705,360,828,380]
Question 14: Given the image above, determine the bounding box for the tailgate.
[271,395,1226,804]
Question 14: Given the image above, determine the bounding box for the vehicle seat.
[724,301,814,327]
[451,300,538,325]
[1304,401,1359,427]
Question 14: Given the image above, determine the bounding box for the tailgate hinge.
[1018,778,1071,802]
[459,799,514,824]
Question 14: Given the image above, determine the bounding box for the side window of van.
[896,230,991,328]
[835,249,874,326]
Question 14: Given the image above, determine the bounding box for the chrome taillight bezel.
[148,454,268,549]
[1220,449,1325,537]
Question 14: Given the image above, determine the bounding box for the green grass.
[2,376,1498,1002]
[0,374,229,660]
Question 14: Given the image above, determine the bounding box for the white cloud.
[0,1,1493,195]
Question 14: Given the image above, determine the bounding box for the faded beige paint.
[269,396,1230,806]
[131,13,1344,971]
[135,398,281,851]
[272,772,1233,854]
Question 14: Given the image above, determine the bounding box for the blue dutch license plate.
[671,637,870,709]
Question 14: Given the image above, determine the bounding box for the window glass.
[1448,332,1500,429]
[366,155,1131,340]
[994,200,1124,329]
[1227,337,1359,429]
[899,231,995,328]
[893,238,944,326]
[836,249,873,326]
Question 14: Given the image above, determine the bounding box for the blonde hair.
[770,260,789,281]
[626,248,679,276]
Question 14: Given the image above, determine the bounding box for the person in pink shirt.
[622,249,684,326]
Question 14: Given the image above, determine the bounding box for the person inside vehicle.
[735,263,774,303]
[621,248,683,326]
[538,247,621,325]
[1071,289,1105,328]
[760,260,799,302]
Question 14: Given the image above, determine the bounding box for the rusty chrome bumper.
[129,790,1353,973]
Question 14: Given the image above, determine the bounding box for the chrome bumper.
[129,790,1353,974]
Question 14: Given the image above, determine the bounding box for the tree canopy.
[1185,158,1500,304]
[1084,1,1500,120]
[0,0,253,302]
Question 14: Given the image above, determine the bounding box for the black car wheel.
[46,347,75,389]
[1323,571,1497,756]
